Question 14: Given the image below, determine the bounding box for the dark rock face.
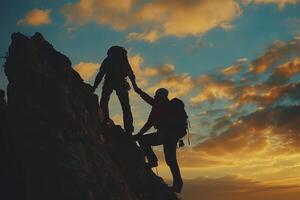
[1,32,178,200]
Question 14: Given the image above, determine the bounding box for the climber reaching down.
[92,46,136,135]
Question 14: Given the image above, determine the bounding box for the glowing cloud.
[127,31,160,43]
[74,62,99,81]
[130,0,242,41]
[236,83,300,107]
[62,0,242,42]
[17,9,52,26]
[221,65,242,75]
[190,80,236,104]
[62,0,133,29]
[249,39,300,73]
[129,54,175,86]
[275,58,300,77]
[147,74,194,98]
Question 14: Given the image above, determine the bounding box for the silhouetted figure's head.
[107,46,127,58]
[154,88,169,101]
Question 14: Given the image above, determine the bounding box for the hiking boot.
[145,160,158,168]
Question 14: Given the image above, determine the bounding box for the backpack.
[106,57,130,80]
[169,98,190,144]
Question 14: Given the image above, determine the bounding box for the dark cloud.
[210,115,232,136]
[194,104,300,157]
[236,82,300,107]
[267,58,300,85]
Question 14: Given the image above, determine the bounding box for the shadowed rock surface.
[0,32,178,200]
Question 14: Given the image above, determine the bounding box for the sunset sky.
[1,0,300,199]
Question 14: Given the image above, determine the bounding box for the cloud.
[194,123,269,157]
[236,82,300,107]
[210,115,233,135]
[127,31,160,43]
[62,0,242,42]
[189,38,300,107]
[61,0,300,42]
[128,54,175,86]
[147,74,194,98]
[17,9,52,26]
[184,37,300,176]
[144,64,175,77]
[220,22,235,31]
[236,57,249,63]
[129,54,175,78]
[133,0,241,41]
[190,79,236,104]
[74,62,99,81]
[266,58,300,85]
[175,105,300,185]
[194,104,300,157]
[62,0,133,30]
[243,0,300,10]
[128,54,146,86]
[220,57,247,75]
[274,58,300,78]
[249,39,300,73]
[221,65,242,75]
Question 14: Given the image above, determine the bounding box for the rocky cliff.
[0,32,178,200]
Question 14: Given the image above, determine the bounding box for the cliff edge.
[0,32,178,200]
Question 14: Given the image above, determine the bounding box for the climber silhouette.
[92,46,136,134]
[132,84,183,193]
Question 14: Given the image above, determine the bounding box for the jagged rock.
[1,32,178,200]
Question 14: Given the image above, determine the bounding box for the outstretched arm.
[128,63,136,84]
[124,55,155,105]
[126,57,155,105]
[133,85,155,106]
[92,60,106,91]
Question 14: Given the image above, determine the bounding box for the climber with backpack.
[132,84,185,193]
[92,46,136,135]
